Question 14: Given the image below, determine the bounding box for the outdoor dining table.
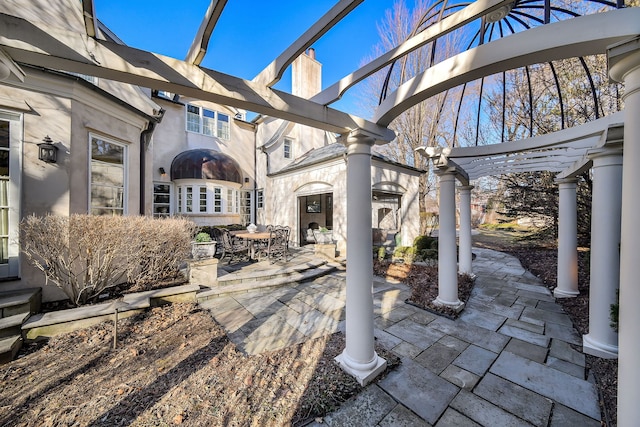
[234,231,271,260]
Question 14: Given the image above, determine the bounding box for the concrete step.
[0,335,22,364]
[216,258,328,287]
[0,288,42,318]
[197,264,337,301]
[0,312,30,339]
[22,284,200,342]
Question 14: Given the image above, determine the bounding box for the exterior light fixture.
[159,167,166,176]
[244,177,250,183]
[38,136,58,163]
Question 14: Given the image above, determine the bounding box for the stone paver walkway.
[200,247,602,426]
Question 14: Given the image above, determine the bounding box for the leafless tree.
[359,0,466,234]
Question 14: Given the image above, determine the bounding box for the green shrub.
[413,235,435,252]
[393,246,416,263]
[195,231,212,242]
[420,249,438,260]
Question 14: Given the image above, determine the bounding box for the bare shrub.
[21,215,197,305]
[126,217,198,290]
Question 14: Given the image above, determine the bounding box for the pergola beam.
[448,113,623,158]
[185,0,228,65]
[311,0,514,106]
[253,0,364,88]
[0,12,394,142]
[374,10,640,126]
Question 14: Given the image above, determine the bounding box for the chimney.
[292,49,322,98]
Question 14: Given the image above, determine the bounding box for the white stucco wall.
[151,96,256,226]
[266,156,421,258]
[0,68,155,301]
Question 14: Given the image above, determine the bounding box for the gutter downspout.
[140,109,165,215]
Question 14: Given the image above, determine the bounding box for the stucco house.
[0,25,422,302]
[152,48,421,259]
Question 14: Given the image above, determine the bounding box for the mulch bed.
[373,260,475,319]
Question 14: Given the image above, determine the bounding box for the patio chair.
[218,228,249,264]
[301,222,319,245]
[258,227,290,264]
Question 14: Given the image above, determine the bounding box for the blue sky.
[94,0,394,119]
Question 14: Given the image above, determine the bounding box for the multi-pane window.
[199,187,207,212]
[90,135,125,216]
[186,104,230,140]
[175,184,242,216]
[218,113,230,139]
[284,137,293,159]
[240,191,252,225]
[185,187,193,213]
[213,187,222,213]
[186,105,200,133]
[256,189,264,209]
[153,183,171,217]
[227,189,234,213]
[0,120,9,263]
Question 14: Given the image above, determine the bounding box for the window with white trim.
[283,137,293,159]
[90,135,126,215]
[256,189,264,209]
[153,183,171,217]
[175,183,243,215]
[213,187,222,213]
[227,189,234,213]
[186,104,230,139]
[240,191,252,225]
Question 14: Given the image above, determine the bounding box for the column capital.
[434,166,457,177]
[458,185,474,192]
[555,177,578,186]
[340,128,381,147]
[609,36,640,84]
[587,144,623,166]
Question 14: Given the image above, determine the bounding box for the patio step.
[0,335,22,364]
[22,284,200,342]
[197,262,338,301]
[0,287,42,318]
[0,288,42,364]
[0,312,30,339]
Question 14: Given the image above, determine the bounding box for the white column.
[554,178,579,298]
[458,185,474,276]
[583,146,622,359]
[434,169,463,310]
[335,130,386,386]
[609,36,640,426]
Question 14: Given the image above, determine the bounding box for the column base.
[554,288,579,298]
[335,350,387,386]
[433,296,465,313]
[583,334,618,359]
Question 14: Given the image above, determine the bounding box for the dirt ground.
[0,229,616,426]
[0,304,400,427]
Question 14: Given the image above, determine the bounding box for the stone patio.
[200,247,602,426]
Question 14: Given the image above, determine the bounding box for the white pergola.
[1,1,640,423]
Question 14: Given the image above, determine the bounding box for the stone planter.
[191,241,217,259]
[313,230,333,244]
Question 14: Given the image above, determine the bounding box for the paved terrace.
[201,248,601,426]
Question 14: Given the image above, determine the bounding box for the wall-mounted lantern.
[159,167,166,176]
[38,136,58,163]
